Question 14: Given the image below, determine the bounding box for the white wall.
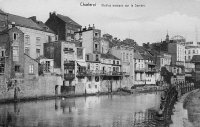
[17,26,56,59]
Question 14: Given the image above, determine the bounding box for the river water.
[0,92,161,127]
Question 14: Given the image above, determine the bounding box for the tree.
[160,66,173,85]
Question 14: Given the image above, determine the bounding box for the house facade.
[168,42,185,84]
[111,45,134,88]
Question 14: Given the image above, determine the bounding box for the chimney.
[11,22,15,28]
[83,26,87,31]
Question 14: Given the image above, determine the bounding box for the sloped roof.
[191,55,200,63]
[134,51,143,59]
[57,14,81,27]
[36,21,55,33]
[7,13,43,30]
[101,53,120,60]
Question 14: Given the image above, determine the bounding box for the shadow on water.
[0,92,161,127]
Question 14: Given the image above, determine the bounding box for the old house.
[0,12,57,59]
[0,26,39,81]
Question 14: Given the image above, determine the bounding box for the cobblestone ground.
[184,89,200,127]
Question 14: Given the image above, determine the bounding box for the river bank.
[183,89,200,127]
[170,89,199,127]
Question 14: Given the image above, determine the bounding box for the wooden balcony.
[76,71,87,77]
[64,73,75,80]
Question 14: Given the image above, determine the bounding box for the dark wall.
[45,14,66,41]
[44,42,61,68]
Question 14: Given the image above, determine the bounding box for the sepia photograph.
[0,0,200,126]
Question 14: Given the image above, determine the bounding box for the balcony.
[112,71,123,76]
[76,71,87,77]
[64,73,75,80]
[123,72,130,76]
[145,62,156,66]
[135,68,145,73]
[86,70,101,76]
[146,68,157,73]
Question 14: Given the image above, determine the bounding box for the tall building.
[168,42,185,84]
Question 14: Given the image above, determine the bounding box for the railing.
[154,82,195,126]
[64,73,75,80]
[146,68,157,72]
[85,70,123,76]
[135,68,145,72]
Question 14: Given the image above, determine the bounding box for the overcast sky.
[1,0,200,45]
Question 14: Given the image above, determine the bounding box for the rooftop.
[101,53,120,60]
[57,14,81,27]
[7,13,43,31]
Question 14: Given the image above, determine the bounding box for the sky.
[1,0,200,45]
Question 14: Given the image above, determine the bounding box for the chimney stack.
[11,22,15,28]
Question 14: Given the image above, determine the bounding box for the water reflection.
[0,92,161,127]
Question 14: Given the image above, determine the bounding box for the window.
[1,50,5,57]
[113,60,115,64]
[117,61,119,65]
[96,54,99,61]
[123,53,125,61]
[126,53,128,61]
[193,50,195,54]
[0,63,4,74]
[13,33,17,40]
[25,47,30,56]
[15,65,20,72]
[45,61,50,72]
[48,36,52,42]
[188,50,190,54]
[95,44,98,51]
[188,56,191,60]
[25,35,30,44]
[95,33,98,37]
[95,76,99,82]
[86,55,89,61]
[36,49,40,58]
[36,37,41,45]
[29,65,34,74]
[13,46,19,61]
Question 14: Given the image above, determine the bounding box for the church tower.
[165,31,169,42]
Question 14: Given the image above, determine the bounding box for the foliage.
[160,66,173,85]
